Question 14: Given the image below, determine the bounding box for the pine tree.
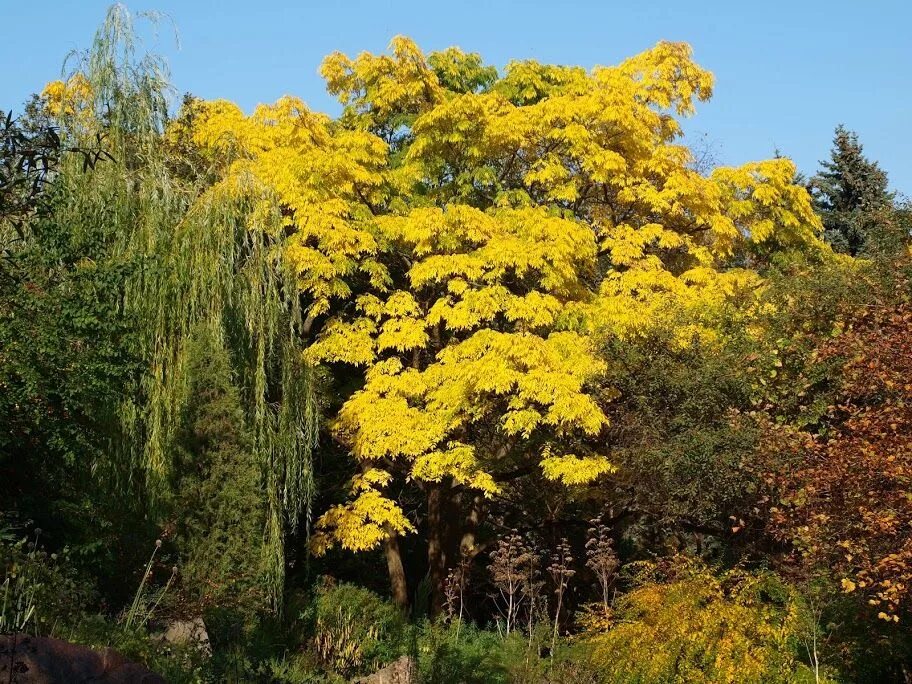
[810,125,893,255]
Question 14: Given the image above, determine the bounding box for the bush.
[299,578,408,678]
[416,621,508,684]
[583,560,836,683]
[0,526,92,635]
[411,618,605,684]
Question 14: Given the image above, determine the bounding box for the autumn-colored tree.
[181,37,824,610]
[585,560,832,683]
[13,5,912,681]
[768,299,912,622]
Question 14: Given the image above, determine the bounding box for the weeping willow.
[50,5,318,610]
[152,178,321,605]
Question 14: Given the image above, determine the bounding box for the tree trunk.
[384,531,409,610]
[427,484,447,617]
[460,493,484,558]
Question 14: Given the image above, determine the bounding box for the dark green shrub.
[0,527,93,635]
[415,621,508,684]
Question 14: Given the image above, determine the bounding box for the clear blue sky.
[3,1,910,193]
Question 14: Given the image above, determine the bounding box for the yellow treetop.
[178,36,825,555]
[42,75,96,133]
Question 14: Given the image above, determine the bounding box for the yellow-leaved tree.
[184,37,824,609]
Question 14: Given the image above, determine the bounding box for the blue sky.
[3,1,910,193]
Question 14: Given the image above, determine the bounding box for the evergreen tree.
[810,125,893,255]
[171,324,268,626]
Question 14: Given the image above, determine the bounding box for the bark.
[459,493,484,558]
[427,483,447,617]
[384,531,409,610]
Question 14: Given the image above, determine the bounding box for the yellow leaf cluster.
[183,96,390,317]
[586,565,834,683]
[311,467,415,554]
[321,35,444,134]
[42,75,95,130]
[541,452,616,485]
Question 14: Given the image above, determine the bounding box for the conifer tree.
[810,125,893,255]
[171,324,268,623]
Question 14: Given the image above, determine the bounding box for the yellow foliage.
[321,35,444,134]
[182,95,390,318]
[712,158,824,252]
[176,36,829,555]
[540,452,616,485]
[585,564,835,683]
[42,75,95,132]
[411,443,500,494]
[311,468,415,555]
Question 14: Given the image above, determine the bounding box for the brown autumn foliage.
[768,300,912,620]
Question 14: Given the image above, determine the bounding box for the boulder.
[0,634,165,683]
[354,655,416,684]
[161,616,210,656]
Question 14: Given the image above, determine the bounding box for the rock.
[161,616,211,656]
[354,655,416,684]
[0,634,165,683]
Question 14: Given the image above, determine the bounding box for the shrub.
[584,561,836,683]
[416,621,508,684]
[300,578,408,678]
[0,526,92,635]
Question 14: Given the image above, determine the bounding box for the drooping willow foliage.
[158,179,321,604]
[51,5,319,609]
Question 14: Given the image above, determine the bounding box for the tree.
[594,330,761,554]
[182,37,824,611]
[810,125,893,256]
[0,90,151,597]
[0,166,143,590]
[32,5,321,610]
[768,300,912,622]
[1,107,61,239]
[170,324,268,628]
